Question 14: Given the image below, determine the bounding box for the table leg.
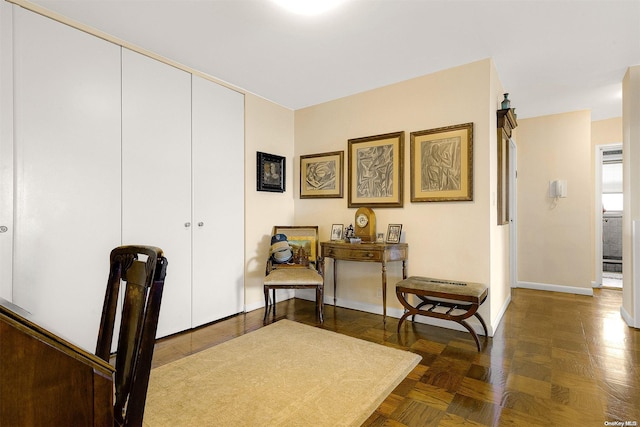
[333,259,337,306]
[402,260,407,279]
[381,261,387,323]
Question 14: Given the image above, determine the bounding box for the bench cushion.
[396,276,487,299]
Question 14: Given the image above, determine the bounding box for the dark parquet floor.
[151,288,640,426]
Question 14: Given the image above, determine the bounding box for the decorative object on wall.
[409,123,473,202]
[330,224,344,241]
[348,132,404,208]
[354,206,376,242]
[386,224,402,244]
[497,108,517,224]
[257,151,286,192]
[501,93,511,109]
[300,151,344,198]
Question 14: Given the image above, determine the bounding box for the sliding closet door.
[121,48,192,337]
[12,8,121,350]
[191,76,244,326]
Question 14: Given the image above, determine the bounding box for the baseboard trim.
[620,305,637,328]
[246,289,295,313]
[516,281,593,296]
[296,289,493,337]
[490,292,511,335]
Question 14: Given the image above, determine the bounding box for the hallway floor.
[603,272,623,289]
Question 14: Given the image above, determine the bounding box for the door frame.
[595,142,623,288]
[509,138,518,287]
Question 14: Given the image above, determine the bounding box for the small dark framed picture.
[257,151,286,192]
[386,224,402,244]
[330,224,344,241]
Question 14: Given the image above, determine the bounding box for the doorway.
[596,143,623,289]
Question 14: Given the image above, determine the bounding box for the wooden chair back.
[96,245,168,427]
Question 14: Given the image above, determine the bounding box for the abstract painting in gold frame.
[410,123,473,202]
[348,131,404,208]
[300,151,344,199]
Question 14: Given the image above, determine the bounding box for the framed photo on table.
[330,224,344,241]
[300,151,344,199]
[257,152,285,192]
[386,224,402,244]
[410,123,473,202]
[348,131,404,208]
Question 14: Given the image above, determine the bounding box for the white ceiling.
[28,0,640,120]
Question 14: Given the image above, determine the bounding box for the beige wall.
[292,59,510,333]
[592,118,623,147]
[244,94,295,310]
[516,110,593,291]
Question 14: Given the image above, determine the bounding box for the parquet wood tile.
[150,288,640,426]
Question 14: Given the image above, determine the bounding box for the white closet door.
[191,76,244,326]
[12,8,121,350]
[121,48,192,338]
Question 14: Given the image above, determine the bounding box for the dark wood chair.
[96,245,168,427]
[263,226,324,324]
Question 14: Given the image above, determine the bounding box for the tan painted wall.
[244,94,295,310]
[592,118,623,146]
[292,59,509,332]
[516,110,593,289]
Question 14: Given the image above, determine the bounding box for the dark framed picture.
[410,123,473,202]
[386,224,402,244]
[257,152,286,192]
[348,131,404,208]
[330,224,344,241]
[300,151,344,199]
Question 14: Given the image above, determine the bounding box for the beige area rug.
[143,319,421,427]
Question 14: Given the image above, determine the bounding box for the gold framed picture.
[300,151,344,199]
[410,123,473,202]
[348,131,404,208]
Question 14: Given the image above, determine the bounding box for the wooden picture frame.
[410,123,473,202]
[497,109,517,225]
[386,224,402,244]
[330,224,344,241]
[348,131,404,208]
[257,152,285,193]
[300,151,344,198]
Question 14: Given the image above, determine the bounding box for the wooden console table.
[320,241,408,322]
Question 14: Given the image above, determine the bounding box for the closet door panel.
[121,49,192,337]
[191,76,244,326]
[12,8,122,350]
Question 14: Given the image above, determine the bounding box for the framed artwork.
[409,123,473,202]
[330,224,344,241]
[257,152,285,193]
[274,226,318,262]
[497,109,517,225]
[348,131,404,208]
[386,224,402,244]
[300,151,344,199]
